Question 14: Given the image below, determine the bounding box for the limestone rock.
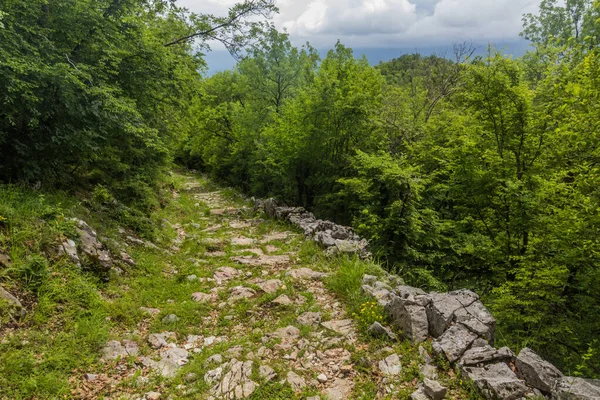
[271,325,300,340]
[148,333,171,349]
[362,284,395,307]
[162,314,179,324]
[423,378,447,400]
[191,292,214,303]
[229,286,257,301]
[321,319,354,336]
[58,239,80,266]
[460,362,527,400]
[453,300,496,343]
[367,322,397,341]
[297,312,322,326]
[553,376,600,400]
[259,365,277,382]
[411,387,429,400]
[71,219,112,271]
[101,340,139,360]
[515,347,563,393]
[432,324,478,363]
[287,371,307,392]
[214,266,239,282]
[420,364,439,380]
[204,367,223,384]
[0,286,25,320]
[459,345,515,368]
[323,378,352,400]
[426,290,479,338]
[271,294,293,306]
[213,359,257,399]
[140,307,161,316]
[379,354,402,376]
[385,295,429,344]
[144,392,161,400]
[287,268,328,280]
[257,279,283,294]
[0,253,11,268]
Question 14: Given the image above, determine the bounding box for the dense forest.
[1,0,599,379]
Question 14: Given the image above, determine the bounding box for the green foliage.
[17,255,49,293]
[180,4,600,375]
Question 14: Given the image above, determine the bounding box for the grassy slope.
[0,171,478,399]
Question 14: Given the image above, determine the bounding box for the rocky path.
[71,173,467,400]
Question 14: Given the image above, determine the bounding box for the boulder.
[71,219,112,271]
[432,324,478,363]
[262,198,278,219]
[58,239,80,266]
[362,284,395,307]
[460,362,528,400]
[379,353,402,376]
[423,378,447,400]
[426,290,479,338]
[516,348,563,394]
[552,376,600,400]
[458,345,515,368]
[385,295,429,344]
[367,322,397,341]
[0,286,26,321]
[453,300,496,344]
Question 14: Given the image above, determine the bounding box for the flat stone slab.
[229,286,257,301]
[257,279,283,294]
[214,266,239,281]
[459,345,515,367]
[297,312,322,326]
[271,294,294,306]
[101,340,139,360]
[287,268,328,280]
[287,371,307,392]
[231,255,290,267]
[231,236,255,246]
[191,292,214,303]
[271,325,300,340]
[321,319,354,336]
[323,378,352,400]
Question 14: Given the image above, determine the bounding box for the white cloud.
[177,0,542,48]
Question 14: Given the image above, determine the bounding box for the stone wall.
[362,275,600,400]
[258,198,370,259]
[259,198,600,400]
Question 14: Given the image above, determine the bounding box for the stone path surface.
[75,173,475,400]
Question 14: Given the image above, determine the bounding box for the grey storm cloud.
[176,0,542,48]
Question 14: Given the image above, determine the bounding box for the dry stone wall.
[260,198,600,400]
[362,276,600,400]
[257,198,370,259]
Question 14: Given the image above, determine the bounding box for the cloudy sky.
[177,0,542,72]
